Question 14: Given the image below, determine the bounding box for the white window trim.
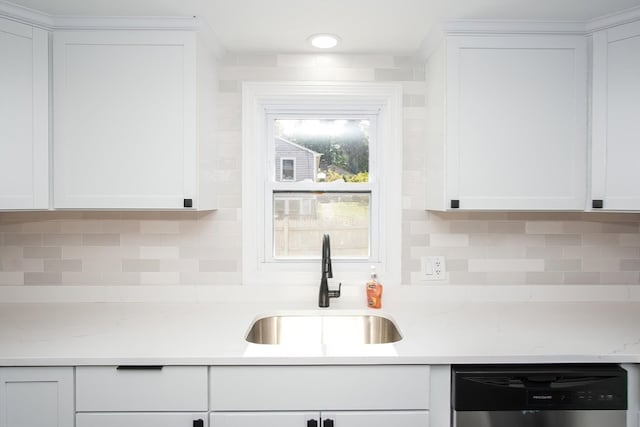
[279,157,296,182]
[242,82,403,286]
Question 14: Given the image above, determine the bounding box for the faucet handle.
[328,282,341,299]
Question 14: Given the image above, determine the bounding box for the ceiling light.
[308,34,341,49]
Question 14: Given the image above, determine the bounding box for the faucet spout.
[319,234,341,308]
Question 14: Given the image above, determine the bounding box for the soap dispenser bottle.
[366,266,383,309]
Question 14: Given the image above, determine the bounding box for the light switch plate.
[421,256,446,281]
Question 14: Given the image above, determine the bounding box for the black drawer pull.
[193,419,204,427]
[116,365,163,370]
[323,419,334,427]
[307,420,318,427]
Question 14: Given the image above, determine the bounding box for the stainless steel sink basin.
[245,313,402,345]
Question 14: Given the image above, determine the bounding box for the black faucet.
[319,234,341,308]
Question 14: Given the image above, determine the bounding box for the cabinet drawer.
[76,366,207,411]
[210,365,430,411]
[77,413,208,427]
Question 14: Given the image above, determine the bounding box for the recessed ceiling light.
[308,33,341,49]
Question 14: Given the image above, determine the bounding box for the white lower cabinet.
[323,411,428,427]
[75,366,208,426]
[71,365,433,426]
[0,367,74,427]
[77,413,208,427]
[210,366,431,427]
[211,411,429,427]
[76,365,208,411]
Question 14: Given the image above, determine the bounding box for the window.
[270,117,374,260]
[242,82,402,285]
[279,158,296,181]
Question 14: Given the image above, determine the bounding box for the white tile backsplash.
[1,53,640,287]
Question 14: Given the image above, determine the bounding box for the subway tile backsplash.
[1,53,640,286]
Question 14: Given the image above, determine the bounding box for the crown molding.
[51,15,199,31]
[0,0,224,57]
[0,0,53,28]
[417,19,587,60]
[418,8,640,60]
[0,0,200,30]
[441,19,587,35]
[586,5,640,32]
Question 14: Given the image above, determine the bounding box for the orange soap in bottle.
[366,266,383,309]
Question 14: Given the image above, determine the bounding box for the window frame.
[242,82,403,286]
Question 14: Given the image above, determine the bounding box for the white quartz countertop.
[2,290,640,366]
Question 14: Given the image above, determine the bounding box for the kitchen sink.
[245,312,402,345]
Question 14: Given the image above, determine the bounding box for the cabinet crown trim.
[440,6,640,36]
[442,20,587,35]
[0,1,198,30]
[0,1,224,57]
[587,5,640,33]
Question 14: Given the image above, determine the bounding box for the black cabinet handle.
[307,420,318,427]
[450,199,460,209]
[116,365,163,370]
[193,419,204,427]
[592,199,604,209]
[184,198,193,208]
[323,419,334,427]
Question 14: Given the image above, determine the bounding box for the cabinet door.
[211,412,318,427]
[0,18,49,210]
[324,411,429,427]
[53,31,196,209]
[592,21,640,210]
[0,367,73,427]
[445,35,587,210]
[76,413,208,427]
[211,411,429,427]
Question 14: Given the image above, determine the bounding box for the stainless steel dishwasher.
[452,364,627,427]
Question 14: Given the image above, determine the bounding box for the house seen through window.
[270,118,373,259]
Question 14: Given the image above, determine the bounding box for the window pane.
[281,158,295,181]
[273,192,370,258]
[274,119,369,183]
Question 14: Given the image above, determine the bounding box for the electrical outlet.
[421,256,446,281]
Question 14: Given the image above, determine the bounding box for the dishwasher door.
[452,364,627,427]
[454,409,626,427]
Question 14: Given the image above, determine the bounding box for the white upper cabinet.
[426,33,588,211]
[591,20,640,211]
[53,30,217,210]
[0,17,49,210]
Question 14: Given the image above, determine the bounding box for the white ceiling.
[7,0,640,53]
